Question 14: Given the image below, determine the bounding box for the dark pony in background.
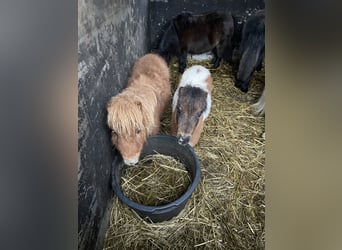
[235,9,265,93]
[158,11,234,73]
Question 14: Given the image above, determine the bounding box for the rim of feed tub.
[111,134,201,222]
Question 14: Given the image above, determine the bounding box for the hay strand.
[121,154,191,206]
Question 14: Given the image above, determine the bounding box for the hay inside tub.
[104,58,265,250]
[121,154,191,206]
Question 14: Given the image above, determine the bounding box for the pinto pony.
[158,11,234,73]
[235,9,265,93]
[171,65,213,147]
[107,54,171,165]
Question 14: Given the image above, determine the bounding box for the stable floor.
[103,58,265,250]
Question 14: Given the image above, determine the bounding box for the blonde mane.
[107,87,158,137]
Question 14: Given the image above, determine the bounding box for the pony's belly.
[187,40,214,54]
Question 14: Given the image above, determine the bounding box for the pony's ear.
[178,87,184,96]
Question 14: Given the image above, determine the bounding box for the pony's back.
[129,54,170,90]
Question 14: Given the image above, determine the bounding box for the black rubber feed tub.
[111,134,201,222]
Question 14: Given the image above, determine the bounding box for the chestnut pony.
[171,65,213,147]
[158,11,234,73]
[107,54,171,165]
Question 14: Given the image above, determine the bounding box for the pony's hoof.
[235,82,248,93]
[212,62,220,69]
[256,65,263,71]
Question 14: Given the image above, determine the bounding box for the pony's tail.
[251,88,265,115]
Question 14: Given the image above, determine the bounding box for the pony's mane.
[107,88,157,137]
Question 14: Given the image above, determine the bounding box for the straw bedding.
[121,154,191,206]
[103,58,265,250]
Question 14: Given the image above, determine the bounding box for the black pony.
[158,11,234,73]
[235,10,265,93]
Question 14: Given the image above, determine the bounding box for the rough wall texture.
[78,0,149,249]
[149,0,265,51]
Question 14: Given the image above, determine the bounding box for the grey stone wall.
[78,0,149,249]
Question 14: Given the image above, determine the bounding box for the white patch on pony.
[202,94,211,120]
[251,88,265,115]
[179,65,211,91]
[188,52,213,61]
[172,65,212,120]
[172,88,180,112]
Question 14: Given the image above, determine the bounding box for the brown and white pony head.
[107,93,155,165]
[172,65,212,146]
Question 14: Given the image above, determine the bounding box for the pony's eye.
[136,128,141,134]
[196,111,202,118]
[177,106,182,114]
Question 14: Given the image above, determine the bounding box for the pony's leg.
[225,39,234,64]
[179,50,187,73]
[211,47,218,64]
[216,38,233,68]
[212,56,222,68]
[189,116,204,147]
[211,47,222,68]
[231,45,241,72]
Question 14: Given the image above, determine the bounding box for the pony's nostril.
[177,135,190,145]
[183,136,190,144]
[124,157,139,166]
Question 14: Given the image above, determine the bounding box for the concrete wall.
[78,0,149,249]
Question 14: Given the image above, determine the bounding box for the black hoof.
[212,62,220,69]
[235,82,248,93]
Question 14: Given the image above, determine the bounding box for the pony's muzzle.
[177,135,190,145]
[124,157,139,166]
